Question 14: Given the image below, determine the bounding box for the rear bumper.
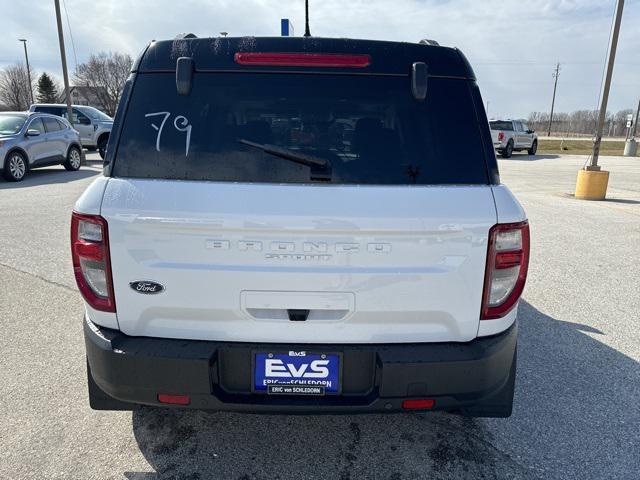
[84,316,517,415]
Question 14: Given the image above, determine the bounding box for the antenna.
[304,0,311,37]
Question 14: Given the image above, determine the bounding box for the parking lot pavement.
[0,152,638,479]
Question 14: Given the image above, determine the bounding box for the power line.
[61,0,78,71]
[474,61,640,66]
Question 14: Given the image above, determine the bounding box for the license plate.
[254,351,341,395]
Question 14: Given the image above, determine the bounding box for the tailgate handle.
[241,291,355,322]
[287,309,310,321]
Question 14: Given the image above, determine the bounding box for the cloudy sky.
[2,0,639,118]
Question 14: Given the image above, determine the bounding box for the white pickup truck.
[73,36,529,418]
[490,120,538,158]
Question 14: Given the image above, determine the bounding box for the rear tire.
[527,140,538,155]
[64,145,82,171]
[501,140,514,158]
[3,151,28,181]
[98,135,109,160]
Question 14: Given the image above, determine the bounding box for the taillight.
[234,52,371,68]
[481,222,530,320]
[498,131,505,141]
[71,212,115,312]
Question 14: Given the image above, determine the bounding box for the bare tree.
[528,109,634,137]
[0,63,36,110]
[73,51,132,116]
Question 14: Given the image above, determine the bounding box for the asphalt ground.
[0,152,638,479]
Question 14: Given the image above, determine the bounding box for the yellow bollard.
[575,169,609,200]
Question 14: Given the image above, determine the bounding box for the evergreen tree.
[36,73,58,103]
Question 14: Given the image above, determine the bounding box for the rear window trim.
[107,176,491,188]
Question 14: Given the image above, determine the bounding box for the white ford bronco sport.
[73,36,529,417]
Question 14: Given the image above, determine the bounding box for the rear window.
[77,106,112,122]
[34,106,64,117]
[43,117,62,132]
[489,121,513,131]
[113,73,488,185]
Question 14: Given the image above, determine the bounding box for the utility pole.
[54,0,73,123]
[54,0,73,125]
[18,39,34,104]
[623,97,639,156]
[632,98,640,138]
[590,0,625,170]
[547,62,560,137]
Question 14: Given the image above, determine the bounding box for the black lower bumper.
[84,317,517,417]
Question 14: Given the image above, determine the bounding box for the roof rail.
[419,39,440,46]
[175,33,198,39]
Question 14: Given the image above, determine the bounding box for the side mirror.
[26,129,41,137]
[527,129,534,134]
[78,117,91,126]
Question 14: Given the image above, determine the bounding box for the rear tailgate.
[101,43,498,344]
[102,180,496,344]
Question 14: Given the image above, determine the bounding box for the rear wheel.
[527,140,538,155]
[501,140,514,158]
[64,146,82,171]
[3,151,28,181]
[98,135,109,159]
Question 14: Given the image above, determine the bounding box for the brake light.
[498,131,505,141]
[158,393,191,405]
[234,52,371,68]
[481,222,530,320]
[71,212,115,312]
[402,398,436,410]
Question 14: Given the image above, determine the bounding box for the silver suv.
[29,104,113,159]
[0,112,84,182]
[489,120,538,158]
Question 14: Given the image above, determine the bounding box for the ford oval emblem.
[129,281,165,294]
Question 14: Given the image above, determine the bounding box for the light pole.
[575,0,625,200]
[18,39,34,104]
[589,0,624,170]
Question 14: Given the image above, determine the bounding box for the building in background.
[57,86,108,111]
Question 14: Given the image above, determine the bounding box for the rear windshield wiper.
[237,139,332,181]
